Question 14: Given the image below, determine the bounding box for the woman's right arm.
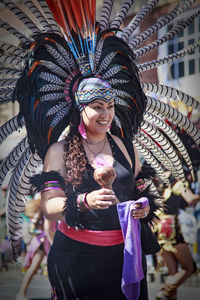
[41,141,66,221]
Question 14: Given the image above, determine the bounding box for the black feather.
[63,184,85,229]
[136,165,157,180]
[30,170,65,193]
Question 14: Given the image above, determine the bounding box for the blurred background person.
[15,194,56,300]
[154,175,199,300]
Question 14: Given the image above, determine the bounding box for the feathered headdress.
[0,0,199,258]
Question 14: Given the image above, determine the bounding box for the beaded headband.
[75,78,115,112]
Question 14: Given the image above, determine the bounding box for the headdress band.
[75,78,115,112]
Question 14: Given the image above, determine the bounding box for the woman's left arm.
[133,143,141,179]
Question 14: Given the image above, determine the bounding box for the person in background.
[16,196,56,300]
[155,177,199,300]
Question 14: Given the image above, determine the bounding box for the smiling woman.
[79,79,115,141]
[0,0,170,298]
[81,98,115,170]
[29,73,158,300]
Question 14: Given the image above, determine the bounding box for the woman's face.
[81,99,115,136]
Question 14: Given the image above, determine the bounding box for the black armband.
[63,185,86,229]
[30,171,66,193]
[135,165,162,255]
[135,165,162,225]
[135,165,157,181]
[139,187,161,225]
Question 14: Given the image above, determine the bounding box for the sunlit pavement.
[0,266,200,300]
[0,266,51,300]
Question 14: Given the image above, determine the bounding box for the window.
[159,10,200,80]
[189,59,195,75]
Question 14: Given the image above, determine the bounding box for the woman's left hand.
[130,203,150,219]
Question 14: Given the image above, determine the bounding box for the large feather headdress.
[0,0,199,258]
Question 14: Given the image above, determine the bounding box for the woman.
[0,0,197,299]
[155,179,198,300]
[16,196,56,300]
[31,77,159,300]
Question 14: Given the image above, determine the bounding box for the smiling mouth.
[97,121,109,125]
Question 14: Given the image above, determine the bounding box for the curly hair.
[64,109,87,187]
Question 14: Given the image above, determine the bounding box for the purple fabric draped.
[117,197,149,300]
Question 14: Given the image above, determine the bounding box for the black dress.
[47,134,148,300]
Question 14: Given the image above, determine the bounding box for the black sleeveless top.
[74,134,136,231]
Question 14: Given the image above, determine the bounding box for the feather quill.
[0,116,25,145]
[146,96,200,144]
[99,0,114,32]
[135,9,200,58]
[136,130,175,174]
[1,0,42,35]
[0,137,29,186]
[141,121,186,183]
[129,0,195,49]
[0,18,32,45]
[142,83,200,112]
[121,0,159,41]
[144,112,194,179]
[110,0,135,29]
[134,137,170,186]
[138,42,200,73]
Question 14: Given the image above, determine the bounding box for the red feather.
[46,0,96,41]
[46,0,71,39]
[90,0,96,26]
[61,0,79,33]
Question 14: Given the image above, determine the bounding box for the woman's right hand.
[86,188,119,209]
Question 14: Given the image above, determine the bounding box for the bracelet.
[77,193,90,211]
[30,171,65,193]
[83,193,90,209]
[41,180,64,193]
[136,179,146,191]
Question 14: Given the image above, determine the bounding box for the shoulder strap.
[107,133,135,171]
[120,137,135,170]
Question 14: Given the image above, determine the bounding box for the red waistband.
[58,221,124,246]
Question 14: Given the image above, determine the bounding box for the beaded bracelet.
[136,179,146,191]
[83,193,90,209]
[77,193,90,211]
[41,180,64,193]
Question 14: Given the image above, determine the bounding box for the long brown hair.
[64,109,87,186]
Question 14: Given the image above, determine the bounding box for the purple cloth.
[117,197,149,300]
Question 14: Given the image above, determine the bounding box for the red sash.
[58,221,124,246]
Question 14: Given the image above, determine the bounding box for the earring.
[78,118,87,139]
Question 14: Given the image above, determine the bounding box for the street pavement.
[0,266,199,300]
[0,266,51,300]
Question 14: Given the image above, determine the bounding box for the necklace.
[83,136,107,157]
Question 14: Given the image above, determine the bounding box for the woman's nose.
[101,108,109,119]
